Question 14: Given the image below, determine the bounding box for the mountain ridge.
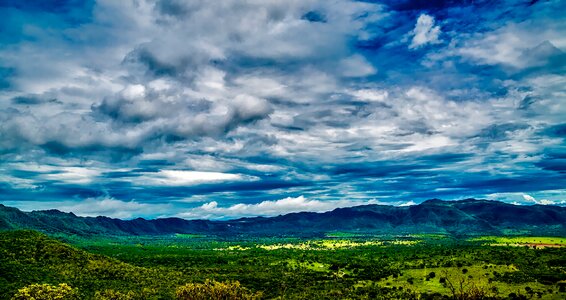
[1,199,565,237]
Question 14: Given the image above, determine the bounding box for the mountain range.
[1,199,565,237]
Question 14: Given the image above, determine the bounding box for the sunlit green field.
[470,236,566,248]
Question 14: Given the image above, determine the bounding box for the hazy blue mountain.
[1,199,565,237]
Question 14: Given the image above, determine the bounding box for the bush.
[176,280,261,300]
[94,289,136,300]
[12,283,78,300]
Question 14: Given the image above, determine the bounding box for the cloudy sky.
[1,0,565,219]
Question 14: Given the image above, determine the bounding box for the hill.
[1,199,565,237]
[0,230,189,299]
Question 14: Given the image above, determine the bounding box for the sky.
[0,0,565,219]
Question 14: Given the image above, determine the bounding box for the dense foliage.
[176,280,260,300]
[1,230,565,299]
[12,283,78,300]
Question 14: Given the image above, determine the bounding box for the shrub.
[94,289,137,300]
[12,283,78,300]
[176,280,261,300]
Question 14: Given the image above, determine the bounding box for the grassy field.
[382,265,559,298]
[470,236,566,248]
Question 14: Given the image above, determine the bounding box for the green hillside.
[0,230,189,299]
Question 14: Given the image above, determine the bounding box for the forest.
[1,230,566,299]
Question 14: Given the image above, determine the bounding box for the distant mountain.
[1,199,565,237]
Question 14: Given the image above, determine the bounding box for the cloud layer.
[0,0,565,218]
[177,196,394,220]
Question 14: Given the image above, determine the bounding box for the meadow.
[2,230,566,299]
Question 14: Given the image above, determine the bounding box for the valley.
[2,230,566,299]
[2,199,566,299]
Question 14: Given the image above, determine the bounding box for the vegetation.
[1,230,565,299]
[176,280,261,300]
[470,236,566,248]
[12,283,78,300]
[3,199,566,237]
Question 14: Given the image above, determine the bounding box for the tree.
[176,280,261,300]
[12,283,78,300]
[442,271,493,300]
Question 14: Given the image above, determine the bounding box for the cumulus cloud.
[487,191,566,206]
[457,29,564,69]
[522,194,536,203]
[522,194,562,206]
[0,0,381,153]
[177,195,381,219]
[339,55,377,77]
[409,14,441,49]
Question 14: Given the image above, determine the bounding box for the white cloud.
[454,15,565,69]
[0,174,38,189]
[339,55,377,77]
[523,194,562,206]
[537,199,557,205]
[62,198,169,219]
[399,200,416,207]
[0,0,383,153]
[409,14,441,49]
[177,195,380,219]
[232,94,272,121]
[1,0,565,216]
[120,84,146,100]
[487,192,566,206]
[403,135,454,152]
[351,89,388,102]
[43,167,102,185]
[7,164,104,185]
[3,196,418,220]
[522,194,536,203]
[133,170,255,186]
[3,197,170,219]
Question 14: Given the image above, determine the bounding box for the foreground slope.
[1,199,565,236]
[0,230,190,299]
